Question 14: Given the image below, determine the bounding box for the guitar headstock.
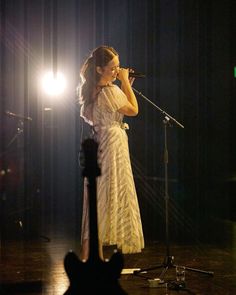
[81,138,101,178]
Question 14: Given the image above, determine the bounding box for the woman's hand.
[128,68,135,86]
[117,68,129,82]
[118,68,135,85]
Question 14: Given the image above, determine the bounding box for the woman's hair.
[78,46,118,106]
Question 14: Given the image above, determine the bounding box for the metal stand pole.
[132,88,214,282]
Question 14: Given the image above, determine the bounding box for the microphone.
[5,111,33,121]
[129,71,145,78]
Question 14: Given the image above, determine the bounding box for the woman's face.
[97,55,120,85]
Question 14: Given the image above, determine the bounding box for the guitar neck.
[87,177,100,261]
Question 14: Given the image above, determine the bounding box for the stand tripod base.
[134,255,174,273]
[133,255,214,282]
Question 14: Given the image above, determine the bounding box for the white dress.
[81,84,144,253]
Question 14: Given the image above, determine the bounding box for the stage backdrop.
[0,0,235,247]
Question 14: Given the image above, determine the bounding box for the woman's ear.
[96,66,103,75]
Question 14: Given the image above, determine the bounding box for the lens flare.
[42,71,66,96]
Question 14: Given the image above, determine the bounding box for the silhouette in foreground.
[64,138,128,295]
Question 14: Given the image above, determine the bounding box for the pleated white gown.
[81,84,144,254]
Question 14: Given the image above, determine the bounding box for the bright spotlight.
[42,71,66,96]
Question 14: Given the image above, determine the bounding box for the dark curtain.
[0,0,235,247]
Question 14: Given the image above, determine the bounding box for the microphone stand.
[132,87,214,284]
[0,114,25,245]
[1,111,49,242]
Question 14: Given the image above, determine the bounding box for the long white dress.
[81,84,144,254]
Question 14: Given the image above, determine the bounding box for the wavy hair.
[77,46,118,107]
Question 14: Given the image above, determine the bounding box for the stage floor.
[0,236,236,294]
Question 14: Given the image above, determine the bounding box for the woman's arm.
[117,68,138,116]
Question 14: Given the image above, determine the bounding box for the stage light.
[42,71,66,96]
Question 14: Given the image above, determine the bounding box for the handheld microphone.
[129,72,146,78]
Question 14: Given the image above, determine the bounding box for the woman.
[78,45,144,260]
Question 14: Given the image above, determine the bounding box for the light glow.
[42,71,66,96]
